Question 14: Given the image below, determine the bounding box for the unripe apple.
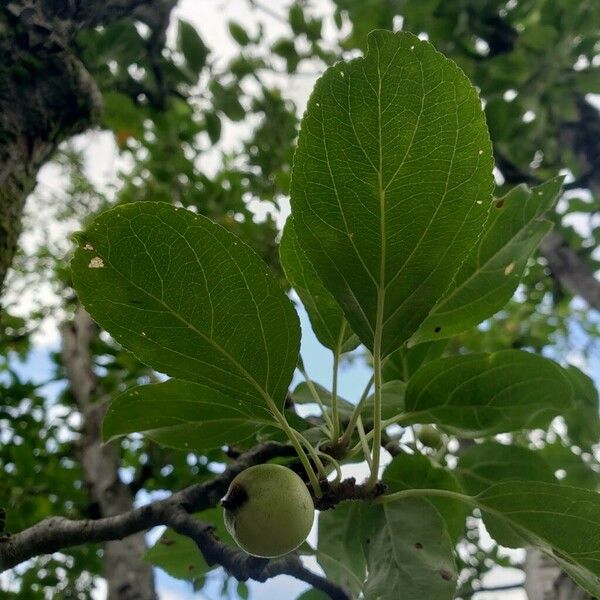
[222,463,314,558]
[418,425,444,449]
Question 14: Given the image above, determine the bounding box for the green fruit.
[222,464,314,558]
[418,425,444,449]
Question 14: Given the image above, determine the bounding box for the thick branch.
[166,509,350,600]
[539,231,600,310]
[0,441,294,572]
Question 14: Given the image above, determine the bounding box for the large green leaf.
[458,442,555,496]
[362,380,406,420]
[145,507,232,580]
[317,502,367,596]
[280,217,358,352]
[403,350,573,436]
[71,203,300,408]
[410,177,562,345]
[362,499,457,600]
[383,453,468,541]
[475,482,600,597]
[103,380,279,451]
[291,30,494,355]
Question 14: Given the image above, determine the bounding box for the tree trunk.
[524,549,591,600]
[61,307,156,600]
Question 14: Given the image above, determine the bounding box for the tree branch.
[539,230,600,310]
[0,438,352,599]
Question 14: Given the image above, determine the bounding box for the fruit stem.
[330,321,346,439]
[338,374,374,447]
[356,416,372,469]
[297,358,335,435]
[266,399,323,498]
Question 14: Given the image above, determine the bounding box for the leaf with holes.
[403,350,573,437]
[410,177,562,344]
[291,30,494,355]
[71,202,300,410]
[362,499,458,600]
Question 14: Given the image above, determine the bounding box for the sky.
[5,0,598,598]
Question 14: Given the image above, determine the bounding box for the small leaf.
[410,177,563,345]
[102,380,280,451]
[403,350,573,437]
[475,482,600,597]
[280,217,357,352]
[291,30,494,356]
[383,453,467,541]
[178,20,209,75]
[228,22,251,46]
[204,111,221,145]
[362,499,458,600]
[71,202,300,409]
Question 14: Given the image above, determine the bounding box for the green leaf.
[295,590,330,600]
[102,380,279,451]
[410,177,562,345]
[383,340,448,382]
[317,501,367,596]
[362,499,457,600]
[280,218,358,352]
[538,442,600,490]
[362,380,406,420]
[403,350,573,436]
[145,507,231,580]
[458,442,555,496]
[228,22,251,46]
[291,30,494,356]
[291,381,354,419]
[71,202,300,409]
[178,20,209,75]
[204,111,221,145]
[383,453,467,541]
[475,482,600,597]
[563,365,600,450]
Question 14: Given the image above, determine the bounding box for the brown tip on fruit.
[221,482,249,512]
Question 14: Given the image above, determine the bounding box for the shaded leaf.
[563,365,600,450]
[403,350,573,437]
[178,20,209,75]
[72,202,300,409]
[384,453,467,541]
[281,218,358,352]
[103,380,279,451]
[291,30,494,356]
[411,177,562,345]
[475,482,600,597]
[458,442,555,496]
[317,501,367,596]
[362,499,458,600]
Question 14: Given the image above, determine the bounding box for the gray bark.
[61,307,157,600]
[524,549,591,600]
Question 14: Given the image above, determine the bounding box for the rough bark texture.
[61,307,157,600]
[0,0,175,298]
